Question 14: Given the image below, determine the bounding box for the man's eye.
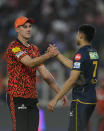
[23,25,27,28]
[29,25,32,28]
[23,25,32,28]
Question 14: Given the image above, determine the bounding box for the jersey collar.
[16,39,31,47]
[80,45,92,49]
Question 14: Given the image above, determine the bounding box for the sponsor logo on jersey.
[18,104,27,110]
[23,50,27,54]
[16,51,25,58]
[89,52,99,59]
[75,54,82,60]
[69,111,73,117]
[12,47,21,53]
[73,62,80,69]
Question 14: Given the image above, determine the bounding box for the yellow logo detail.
[12,47,21,53]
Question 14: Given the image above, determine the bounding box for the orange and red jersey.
[6,39,41,99]
[96,88,104,115]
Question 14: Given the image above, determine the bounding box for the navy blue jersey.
[72,45,99,103]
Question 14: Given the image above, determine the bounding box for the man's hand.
[46,44,60,58]
[48,96,68,112]
[48,98,58,112]
[61,96,68,107]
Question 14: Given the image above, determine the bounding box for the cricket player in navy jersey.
[48,24,99,131]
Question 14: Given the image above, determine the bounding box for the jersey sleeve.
[33,45,41,57]
[72,50,85,71]
[33,45,43,66]
[10,45,27,61]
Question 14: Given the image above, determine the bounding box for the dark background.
[0,0,104,130]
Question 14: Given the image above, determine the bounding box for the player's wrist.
[45,52,52,59]
[56,53,61,59]
[55,95,60,102]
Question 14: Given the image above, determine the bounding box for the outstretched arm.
[48,70,80,112]
[57,53,73,69]
[20,48,58,67]
[47,44,73,69]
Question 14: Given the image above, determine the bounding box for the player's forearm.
[54,78,75,101]
[30,53,50,67]
[57,54,73,69]
[48,82,60,93]
[44,75,60,93]
[38,65,60,93]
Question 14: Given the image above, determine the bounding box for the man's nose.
[27,27,31,31]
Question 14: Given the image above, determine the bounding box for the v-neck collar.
[16,39,31,48]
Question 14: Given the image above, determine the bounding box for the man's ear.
[80,32,85,40]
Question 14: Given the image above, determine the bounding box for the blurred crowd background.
[0,0,104,131]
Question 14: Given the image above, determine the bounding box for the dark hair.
[78,24,96,42]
